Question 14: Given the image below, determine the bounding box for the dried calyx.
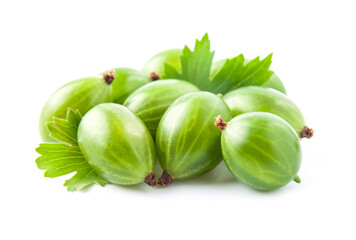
[150,72,160,81]
[103,70,115,84]
[144,172,157,186]
[301,126,314,139]
[158,171,174,186]
[215,115,227,131]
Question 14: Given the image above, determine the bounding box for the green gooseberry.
[156,92,232,186]
[262,73,286,94]
[223,86,313,139]
[78,103,156,186]
[39,73,114,142]
[142,49,182,79]
[217,112,302,191]
[123,79,199,138]
[101,68,151,104]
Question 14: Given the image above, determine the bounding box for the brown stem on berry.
[150,72,160,81]
[144,172,157,187]
[215,115,227,131]
[158,171,174,186]
[103,70,115,84]
[301,126,314,139]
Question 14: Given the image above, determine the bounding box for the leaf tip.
[266,52,273,61]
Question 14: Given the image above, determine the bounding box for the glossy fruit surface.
[39,76,113,142]
[223,86,306,137]
[123,79,199,138]
[211,59,286,94]
[156,92,231,182]
[78,103,156,186]
[262,73,286,94]
[142,49,182,78]
[221,112,302,190]
[102,68,151,104]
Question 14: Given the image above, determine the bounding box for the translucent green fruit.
[211,59,286,94]
[262,73,286,94]
[156,92,232,185]
[142,49,182,79]
[218,112,302,191]
[39,74,113,142]
[78,103,156,186]
[123,79,199,138]
[101,68,151,104]
[223,86,313,138]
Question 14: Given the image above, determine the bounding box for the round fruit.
[223,86,313,138]
[123,79,199,138]
[101,68,151,104]
[262,73,286,94]
[142,49,182,79]
[210,58,286,94]
[78,103,156,186]
[156,92,232,185]
[217,112,302,191]
[39,74,114,142]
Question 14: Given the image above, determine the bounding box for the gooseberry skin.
[101,68,151,104]
[123,79,199,138]
[156,92,232,180]
[77,103,156,185]
[210,59,286,94]
[262,73,286,94]
[39,76,113,142]
[221,112,302,191]
[142,49,182,77]
[223,86,305,137]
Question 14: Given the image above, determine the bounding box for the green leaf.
[163,63,181,79]
[180,34,215,87]
[36,144,89,178]
[36,108,108,191]
[207,53,274,94]
[163,33,273,95]
[64,168,108,191]
[238,53,274,87]
[46,109,82,145]
[163,33,215,88]
[203,54,245,93]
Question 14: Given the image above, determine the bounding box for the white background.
[1,0,355,239]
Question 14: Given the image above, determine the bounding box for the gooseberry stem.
[150,72,160,81]
[301,126,314,139]
[158,171,174,186]
[144,172,157,187]
[293,176,301,183]
[103,70,115,84]
[215,115,227,131]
